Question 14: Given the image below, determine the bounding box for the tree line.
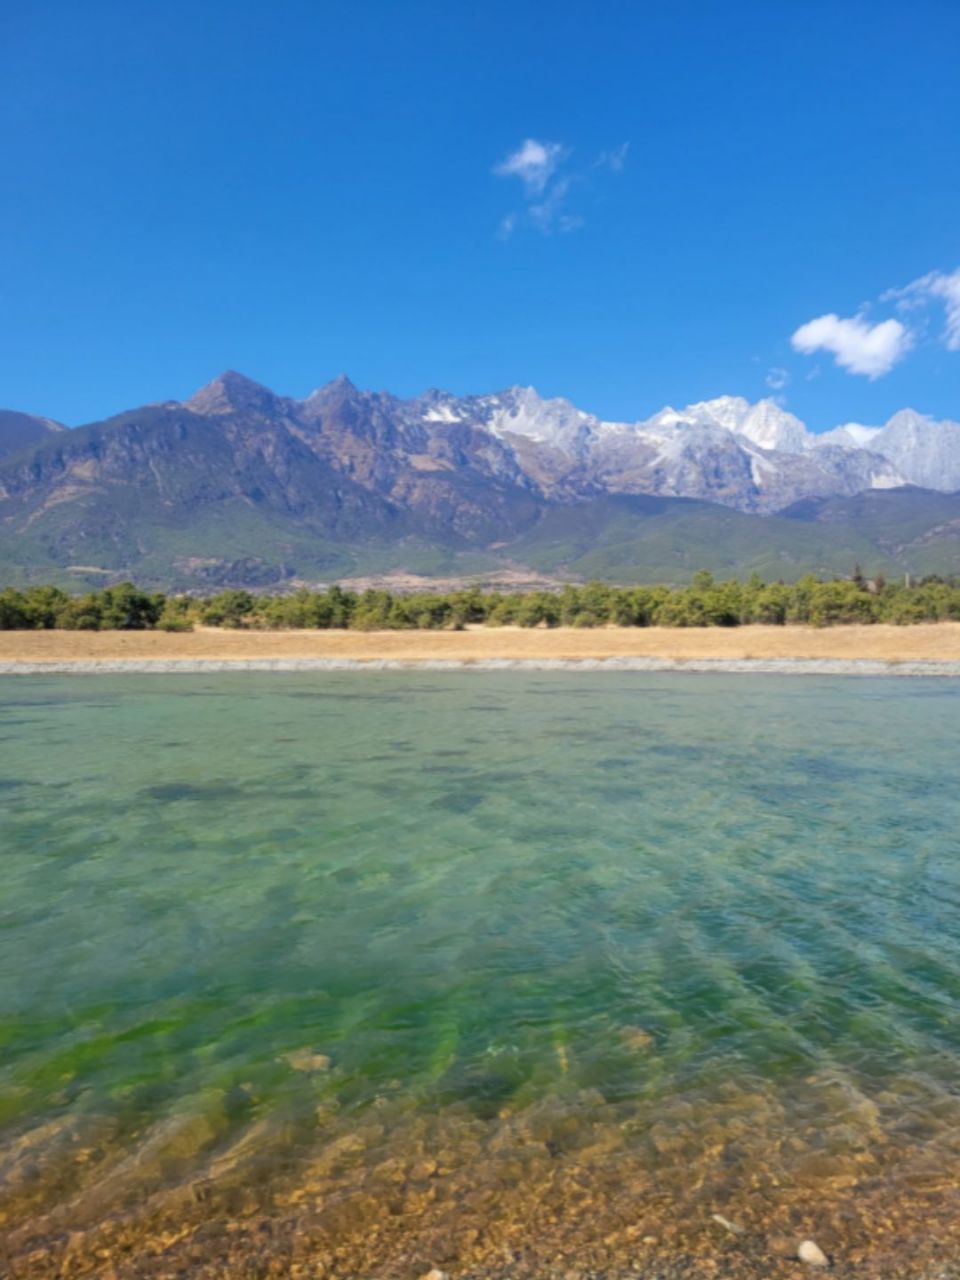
[2,572,960,631]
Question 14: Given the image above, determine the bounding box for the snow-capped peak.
[684,395,753,432]
[736,400,810,453]
[641,395,809,453]
[482,385,596,448]
[869,408,960,491]
[642,405,688,431]
[290,375,960,505]
[884,407,936,436]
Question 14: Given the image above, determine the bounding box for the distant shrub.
[157,614,193,632]
[1,570,959,631]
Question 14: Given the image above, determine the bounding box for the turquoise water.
[3,672,960,1275]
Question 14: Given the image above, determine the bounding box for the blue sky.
[2,0,959,430]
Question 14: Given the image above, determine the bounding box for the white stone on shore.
[798,1238,829,1267]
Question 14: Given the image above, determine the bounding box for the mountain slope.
[0,373,958,588]
[0,410,66,459]
[505,492,946,583]
[0,381,536,587]
[779,488,960,578]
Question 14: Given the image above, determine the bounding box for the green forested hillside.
[2,486,959,590]
[505,494,898,583]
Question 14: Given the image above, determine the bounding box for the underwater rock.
[798,1238,830,1266]
[283,1049,331,1072]
[620,1024,655,1051]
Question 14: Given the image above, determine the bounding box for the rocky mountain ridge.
[169,372,960,512]
[168,373,957,508]
[0,371,958,588]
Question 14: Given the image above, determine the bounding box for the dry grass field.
[2,622,960,664]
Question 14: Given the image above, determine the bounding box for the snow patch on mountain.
[818,422,882,449]
[422,404,462,424]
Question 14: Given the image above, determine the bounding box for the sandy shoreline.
[2,623,960,675]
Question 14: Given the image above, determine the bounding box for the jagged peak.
[687,393,752,420]
[641,395,810,454]
[487,384,589,417]
[186,370,278,414]
[479,384,597,450]
[884,407,934,429]
[305,373,360,401]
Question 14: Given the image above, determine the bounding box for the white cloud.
[765,366,789,391]
[493,137,627,238]
[790,312,912,378]
[596,142,629,173]
[529,177,583,235]
[883,267,960,351]
[497,212,518,241]
[494,139,565,195]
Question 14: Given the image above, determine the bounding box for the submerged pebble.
[711,1212,744,1235]
[620,1025,655,1052]
[798,1238,830,1267]
[283,1049,331,1072]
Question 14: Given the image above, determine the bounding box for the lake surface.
[3,672,960,1278]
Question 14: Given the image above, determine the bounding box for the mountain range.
[1,371,959,589]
